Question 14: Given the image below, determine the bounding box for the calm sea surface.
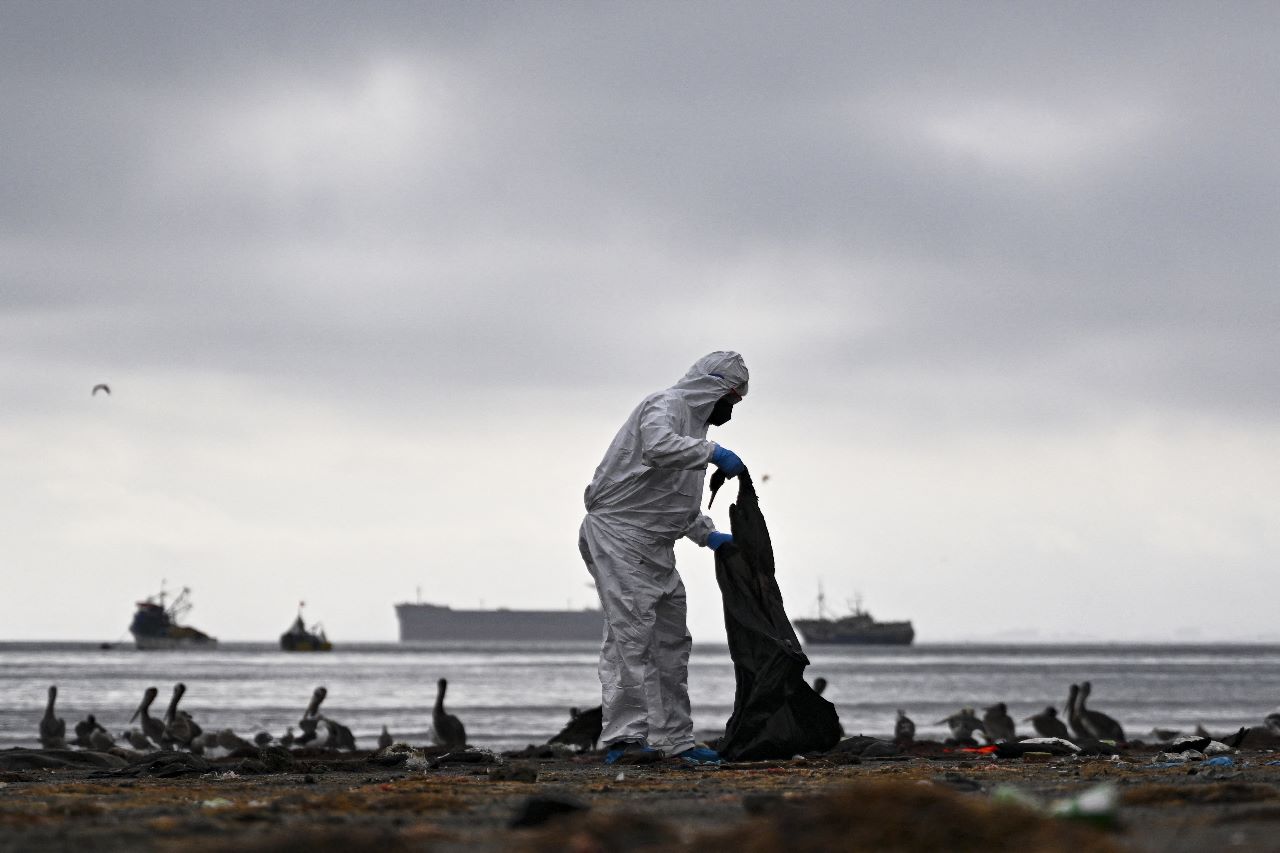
[3,642,1278,751]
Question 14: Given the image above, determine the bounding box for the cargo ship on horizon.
[395,598,602,642]
[792,591,914,646]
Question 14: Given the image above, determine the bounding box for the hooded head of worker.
[672,351,749,427]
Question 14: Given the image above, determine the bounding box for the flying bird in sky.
[92,384,110,396]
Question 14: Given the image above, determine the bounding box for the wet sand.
[2,742,1280,852]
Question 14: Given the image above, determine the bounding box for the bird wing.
[92,384,110,395]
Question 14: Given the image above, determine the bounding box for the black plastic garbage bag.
[713,471,843,760]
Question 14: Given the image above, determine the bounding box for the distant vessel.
[792,591,914,646]
[129,584,217,650]
[280,603,332,652]
[396,599,602,642]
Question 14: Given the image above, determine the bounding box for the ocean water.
[3,642,1278,751]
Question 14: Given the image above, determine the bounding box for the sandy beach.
[3,739,1280,852]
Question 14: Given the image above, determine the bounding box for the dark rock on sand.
[489,762,538,783]
[510,792,590,828]
[826,735,901,760]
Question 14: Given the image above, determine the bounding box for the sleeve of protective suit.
[682,513,716,547]
[638,398,715,469]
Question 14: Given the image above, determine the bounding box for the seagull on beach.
[40,686,67,749]
[982,703,1017,743]
[1026,706,1072,740]
[432,678,467,749]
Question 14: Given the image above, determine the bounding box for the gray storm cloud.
[2,1,1278,641]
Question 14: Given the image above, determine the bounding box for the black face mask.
[707,395,737,427]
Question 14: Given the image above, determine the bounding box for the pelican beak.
[1021,716,1035,723]
[933,718,949,725]
[130,704,142,723]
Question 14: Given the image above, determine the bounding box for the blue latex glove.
[710,444,745,478]
[706,531,733,550]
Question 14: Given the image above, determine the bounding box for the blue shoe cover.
[604,742,660,765]
[676,746,723,765]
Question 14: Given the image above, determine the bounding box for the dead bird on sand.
[549,705,603,752]
[74,714,107,747]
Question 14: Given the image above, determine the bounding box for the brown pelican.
[982,703,1016,743]
[216,729,255,752]
[935,708,985,744]
[39,686,67,749]
[894,709,915,745]
[74,714,106,747]
[123,729,152,750]
[377,725,394,750]
[432,678,467,748]
[321,717,356,751]
[812,677,828,696]
[254,731,273,746]
[280,726,296,747]
[89,727,116,751]
[1065,684,1089,739]
[1077,682,1126,743]
[1265,709,1280,736]
[130,687,165,747]
[161,683,201,749]
[92,384,111,396]
[296,687,327,746]
[548,705,603,752]
[1026,706,1071,740]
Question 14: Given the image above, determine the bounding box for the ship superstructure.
[129,584,218,650]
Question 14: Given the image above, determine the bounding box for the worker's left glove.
[706,531,734,550]
[711,445,745,478]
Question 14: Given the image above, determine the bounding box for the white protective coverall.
[578,351,750,752]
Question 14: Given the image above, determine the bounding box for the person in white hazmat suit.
[579,351,749,765]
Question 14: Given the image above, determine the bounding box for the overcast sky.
[2,1,1277,643]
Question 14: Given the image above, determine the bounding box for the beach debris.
[1169,735,1212,753]
[614,771,625,782]
[488,762,538,783]
[201,797,233,809]
[510,793,589,828]
[105,750,212,778]
[994,738,1079,759]
[0,748,128,771]
[1049,783,1119,828]
[39,686,67,749]
[1202,755,1235,767]
[431,678,467,749]
[547,705,602,752]
[431,748,498,768]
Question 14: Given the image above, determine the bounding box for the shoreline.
[3,741,1280,851]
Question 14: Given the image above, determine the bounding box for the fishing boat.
[129,584,218,650]
[280,603,332,651]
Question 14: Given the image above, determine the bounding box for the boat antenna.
[817,580,828,620]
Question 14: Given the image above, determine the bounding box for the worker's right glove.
[706,531,734,550]
[710,444,745,478]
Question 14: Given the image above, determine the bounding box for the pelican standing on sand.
[161,683,201,749]
[1077,681,1126,743]
[812,677,828,696]
[296,687,327,746]
[124,729,152,750]
[894,710,916,745]
[982,703,1017,743]
[130,687,165,747]
[321,717,357,751]
[89,727,116,751]
[432,678,467,748]
[1065,684,1089,739]
[1026,706,1071,740]
[40,686,67,749]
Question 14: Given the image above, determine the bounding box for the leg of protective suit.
[644,578,694,754]
[579,520,660,747]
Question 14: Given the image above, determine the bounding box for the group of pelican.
[892,681,1127,746]
[38,683,394,754]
